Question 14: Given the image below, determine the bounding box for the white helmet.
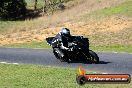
[61,28,70,37]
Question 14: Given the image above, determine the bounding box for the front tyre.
[53,49,60,59]
[53,49,71,63]
[53,49,65,62]
[89,50,99,64]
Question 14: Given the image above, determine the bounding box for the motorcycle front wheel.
[53,49,70,63]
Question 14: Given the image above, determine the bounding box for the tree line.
[0,0,71,20]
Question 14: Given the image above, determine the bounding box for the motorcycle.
[46,36,99,63]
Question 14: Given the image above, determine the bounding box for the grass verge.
[81,0,132,21]
[0,63,131,88]
[0,41,51,49]
[90,45,132,53]
[1,41,132,53]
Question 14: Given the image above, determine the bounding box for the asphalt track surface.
[0,48,132,74]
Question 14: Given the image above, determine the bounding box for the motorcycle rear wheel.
[82,50,99,64]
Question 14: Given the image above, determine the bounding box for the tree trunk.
[34,0,37,10]
[42,0,47,16]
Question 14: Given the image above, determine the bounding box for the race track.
[0,48,132,74]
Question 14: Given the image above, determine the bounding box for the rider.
[51,28,73,61]
[51,28,73,50]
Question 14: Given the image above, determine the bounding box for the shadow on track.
[68,60,111,64]
[99,61,111,64]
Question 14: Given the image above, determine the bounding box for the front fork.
[53,48,64,58]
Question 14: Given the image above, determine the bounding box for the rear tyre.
[89,50,99,64]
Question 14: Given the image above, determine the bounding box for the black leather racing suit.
[51,33,73,49]
[51,33,73,58]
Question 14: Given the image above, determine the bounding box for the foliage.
[0,0,27,20]
[42,0,70,14]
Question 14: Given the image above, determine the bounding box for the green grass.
[0,63,131,88]
[0,19,34,33]
[82,0,132,20]
[97,0,132,17]
[1,41,51,49]
[0,21,17,33]
[90,45,132,53]
[1,41,132,53]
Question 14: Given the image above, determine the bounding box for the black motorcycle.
[46,36,99,63]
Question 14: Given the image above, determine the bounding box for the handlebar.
[67,42,81,51]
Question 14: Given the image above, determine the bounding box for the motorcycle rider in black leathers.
[51,28,73,62]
